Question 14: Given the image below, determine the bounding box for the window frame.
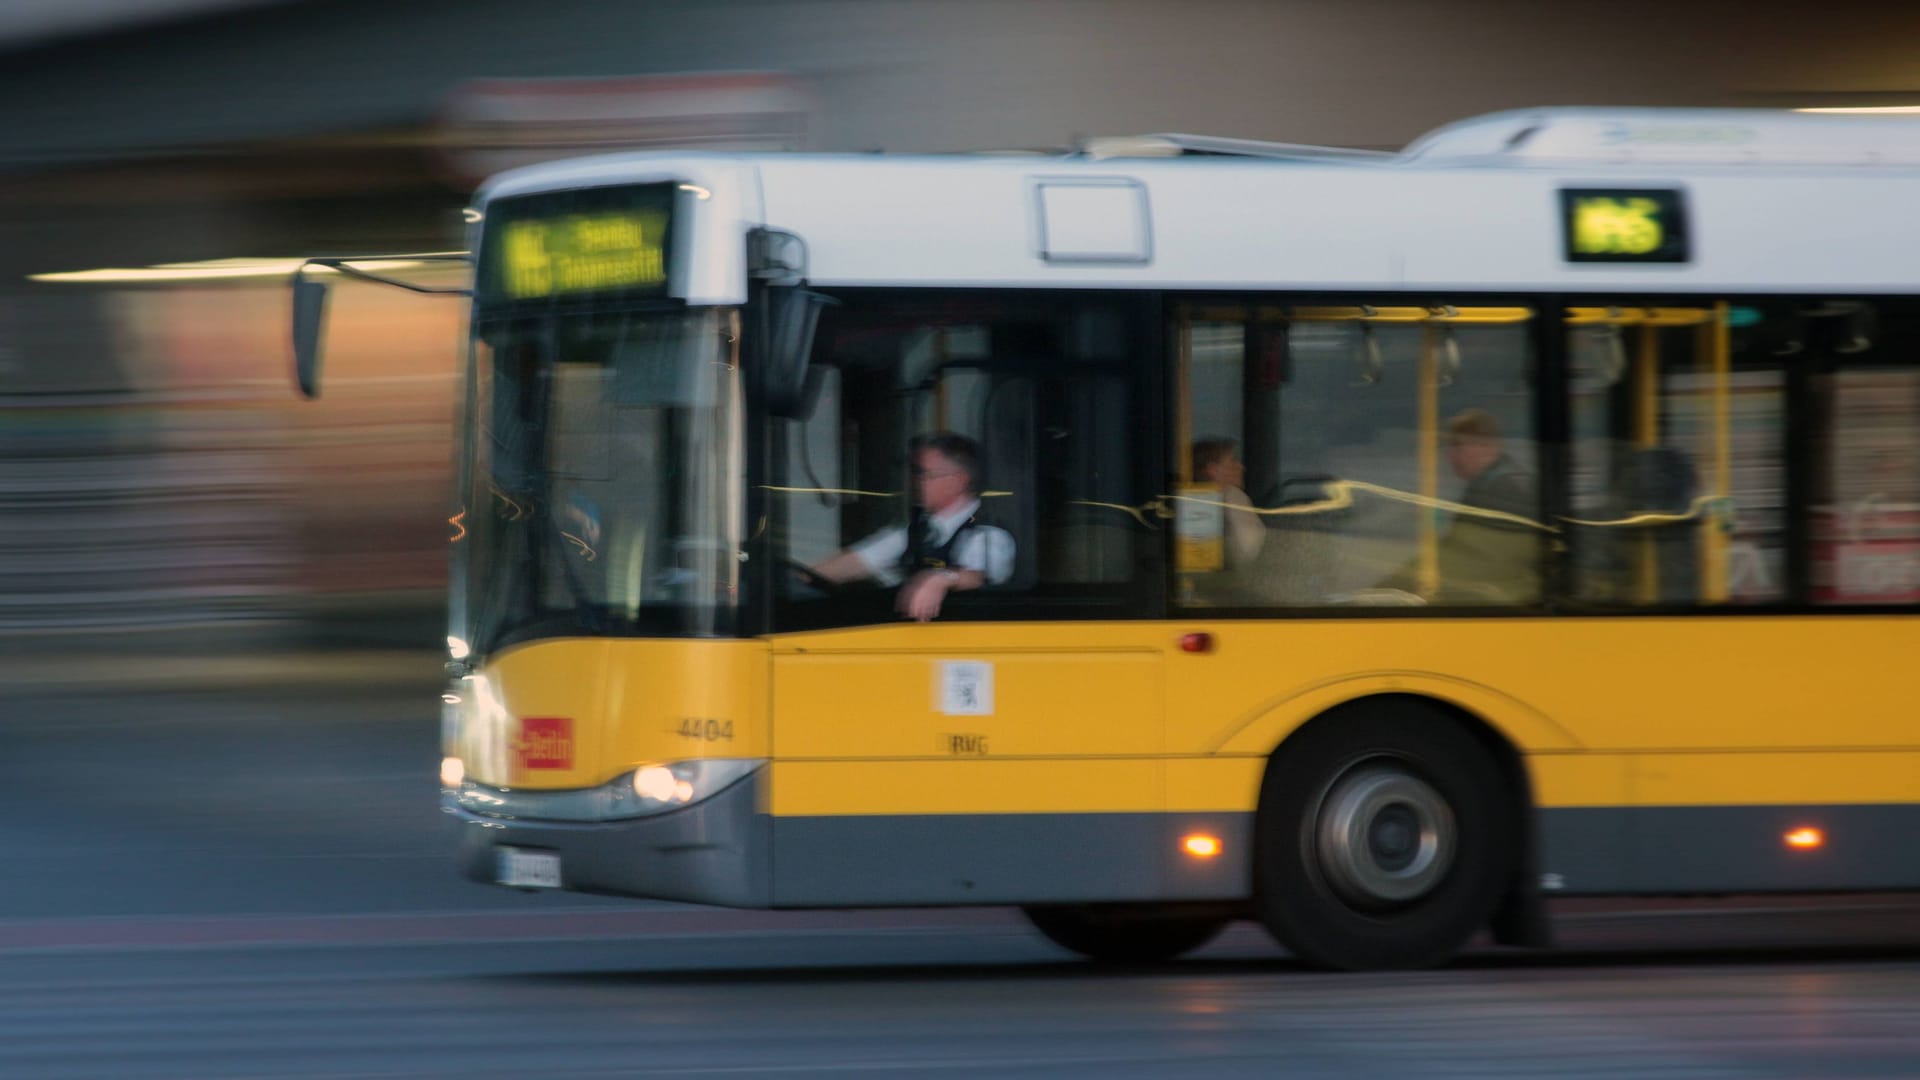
[754,287,1171,634]
[1165,291,1555,620]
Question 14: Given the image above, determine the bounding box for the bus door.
[764,297,1169,907]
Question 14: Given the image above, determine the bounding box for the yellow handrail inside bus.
[1702,301,1733,602]
[1566,306,1714,327]
[1418,324,1441,597]
[1634,322,1662,602]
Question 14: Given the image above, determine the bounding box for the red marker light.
[1179,632,1214,654]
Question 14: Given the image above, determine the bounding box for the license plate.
[496,846,562,889]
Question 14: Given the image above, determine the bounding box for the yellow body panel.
[769,623,1164,814]
[1531,751,1920,809]
[454,638,768,789]
[456,615,1916,814]
[1630,751,1920,806]
[1166,756,1267,813]
[772,648,1161,759]
[1191,617,1914,754]
[1526,754,1632,808]
[762,616,1917,815]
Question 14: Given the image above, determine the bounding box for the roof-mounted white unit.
[1400,106,1920,167]
[1077,133,1394,164]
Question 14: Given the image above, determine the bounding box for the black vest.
[899,506,979,577]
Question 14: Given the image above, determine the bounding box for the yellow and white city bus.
[295,107,1920,970]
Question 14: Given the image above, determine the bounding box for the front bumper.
[445,770,770,907]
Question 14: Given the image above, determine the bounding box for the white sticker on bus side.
[938,661,994,716]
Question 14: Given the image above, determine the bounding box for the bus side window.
[1809,301,1920,606]
[1566,305,1786,607]
[1174,306,1542,609]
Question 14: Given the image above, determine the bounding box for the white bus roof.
[474,107,1920,303]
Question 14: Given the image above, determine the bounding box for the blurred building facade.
[3,0,1919,645]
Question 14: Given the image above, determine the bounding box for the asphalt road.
[5,675,1920,1078]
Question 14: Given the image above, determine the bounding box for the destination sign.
[500,211,667,298]
[479,183,676,304]
[1561,188,1689,264]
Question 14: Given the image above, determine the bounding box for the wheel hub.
[1314,763,1456,908]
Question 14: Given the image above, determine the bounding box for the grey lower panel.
[449,774,771,907]
[771,812,1254,907]
[1540,804,1920,895]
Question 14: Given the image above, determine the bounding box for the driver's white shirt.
[849,498,1015,587]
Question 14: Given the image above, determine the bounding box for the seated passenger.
[1192,437,1264,568]
[809,432,1015,621]
[1445,409,1536,522]
[1381,409,1542,604]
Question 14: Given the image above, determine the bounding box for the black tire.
[1253,698,1517,971]
[1023,904,1229,963]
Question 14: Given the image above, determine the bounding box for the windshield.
[458,307,743,653]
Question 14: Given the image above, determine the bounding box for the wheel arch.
[1252,689,1553,951]
[1210,673,1580,758]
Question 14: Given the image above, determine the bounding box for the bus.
[294,107,1920,970]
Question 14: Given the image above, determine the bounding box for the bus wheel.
[1023,904,1228,963]
[1253,700,1515,971]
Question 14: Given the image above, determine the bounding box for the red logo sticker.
[516,717,573,769]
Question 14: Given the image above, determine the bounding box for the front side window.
[769,294,1154,629]
[461,308,742,652]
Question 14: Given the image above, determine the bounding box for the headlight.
[450,758,763,822]
[626,759,758,814]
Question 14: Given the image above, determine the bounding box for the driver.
[806,432,1015,621]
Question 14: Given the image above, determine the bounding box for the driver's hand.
[897,571,952,622]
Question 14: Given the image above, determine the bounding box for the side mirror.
[761,284,837,418]
[292,273,331,399]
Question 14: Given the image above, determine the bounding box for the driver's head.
[909,431,980,515]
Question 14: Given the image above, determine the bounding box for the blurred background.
[5,0,1920,657]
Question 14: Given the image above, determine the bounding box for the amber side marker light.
[1182,834,1223,858]
[1784,827,1825,850]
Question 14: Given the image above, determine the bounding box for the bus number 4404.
[677,718,735,742]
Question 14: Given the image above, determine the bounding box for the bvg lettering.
[947,734,989,756]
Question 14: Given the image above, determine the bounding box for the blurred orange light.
[1182,834,1222,858]
[1784,827,1825,849]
